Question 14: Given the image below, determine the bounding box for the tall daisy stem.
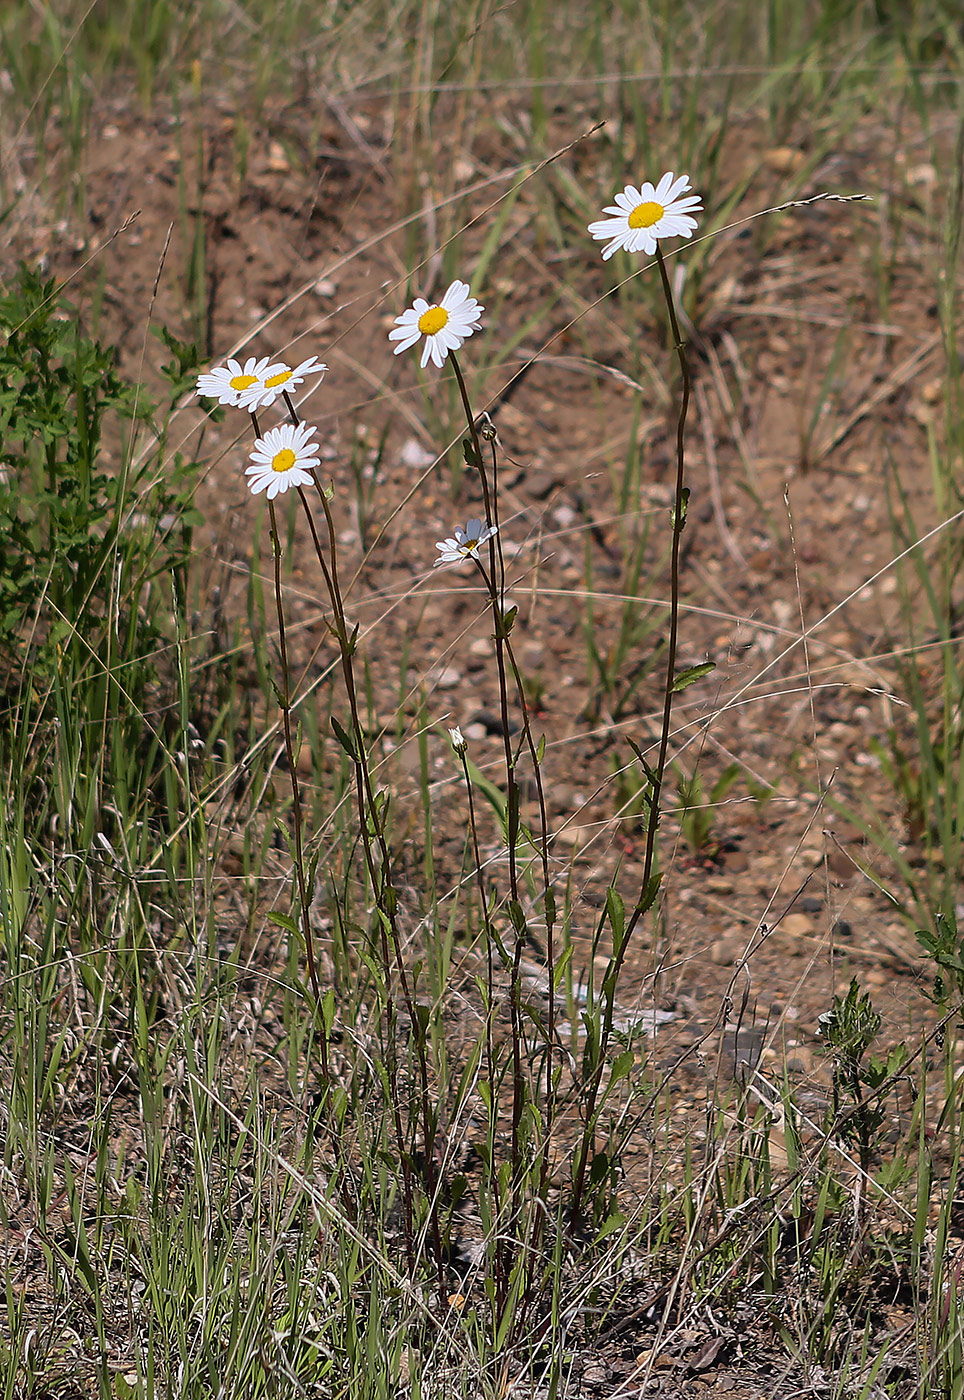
[252,408,327,1081]
[451,351,559,1330]
[570,243,691,1228]
[276,394,443,1284]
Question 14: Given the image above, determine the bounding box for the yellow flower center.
[417,306,449,336]
[628,200,665,229]
[229,373,258,390]
[264,368,293,389]
[271,448,297,473]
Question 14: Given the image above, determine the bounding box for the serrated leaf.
[635,872,663,917]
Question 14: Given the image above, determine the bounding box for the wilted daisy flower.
[245,421,321,499]
[588,173,702,261]
[238,356,327,411]
[389,280,483,369]
[434,518,498,567]
[196,356,273,408]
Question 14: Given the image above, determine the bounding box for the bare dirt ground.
[6,84,959,1392]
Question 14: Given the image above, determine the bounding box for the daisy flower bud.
[389,279,483,369]
[588,173,702,261]
[448,726,467,753]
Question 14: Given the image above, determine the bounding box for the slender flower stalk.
[446,349,561,1334]
[569,241,693,1227]
[247,407,328,1080]
[450,729,511,1309]
[269,393,445,1287]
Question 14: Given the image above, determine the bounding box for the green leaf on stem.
[605,887,625,942]
[320,988,336,1034]
[635,873,663,917]
[671,486,691,530]
[267,910,300,936]
[596,1209,627,1243]
[330,715,358,761]
[672,660,715,692]
[626,737,658,787]
[508,900,528,937]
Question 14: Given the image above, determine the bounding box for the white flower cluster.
[196,355,327,413]
[195,354,328,497]
[195,171,701,528]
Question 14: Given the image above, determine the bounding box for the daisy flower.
[196,356,273,408]
[434,518,498,567]
[389,280,483,369]
[237,356,328,412]
[588,173,702,261]
[448,726,467,753]
[245,421,321,499]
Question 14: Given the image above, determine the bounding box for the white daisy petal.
[441,280,466,307]
[390,277,485,369]
[654,172,675,201]
[588,171,702,261]
[663,175,690,204]
[587,216,627,237]
[389,326,422,353]
[661,216,697,237]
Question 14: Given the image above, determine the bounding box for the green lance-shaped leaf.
[330,715,358,761]
[672,660,716,693]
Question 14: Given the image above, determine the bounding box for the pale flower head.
[245,421,321,499]
[588,172,702,261]
[196,356,272,408]
[448,726,467,753]
[434,518,498,568]
[237,356,327,411]
[389,279,483,369]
